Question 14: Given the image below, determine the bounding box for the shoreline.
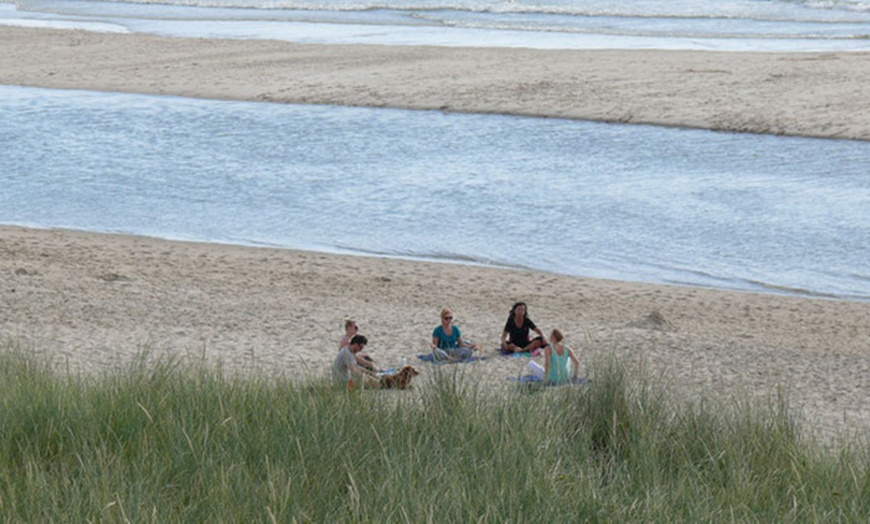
[9,224,869,305]
[3,225,870,442]
[1,26,869,141]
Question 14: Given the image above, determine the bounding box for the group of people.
[498,302,581,385]
[333,301,581,389]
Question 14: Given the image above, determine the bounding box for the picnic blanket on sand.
[509,375,587,386]
[498,349,538,358]
[417,353,489,364]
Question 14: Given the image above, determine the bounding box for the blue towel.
[509,375,586,386]
[499,350,535,358]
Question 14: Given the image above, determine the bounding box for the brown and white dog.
[378,365,420,389]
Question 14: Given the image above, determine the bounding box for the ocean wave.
[15,0,870,23]
[737,278,870,301]
[12,0,870,44]
[409,12,870,40]
[604,257,870,302]
[331,244,532,270]
[663,273,870,301]
[804,0,870,13]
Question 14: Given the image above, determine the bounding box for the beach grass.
[1,343,868,522]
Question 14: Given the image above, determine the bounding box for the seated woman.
[528,328,580,385]
[431,308,479,361]
[500,302,546,354]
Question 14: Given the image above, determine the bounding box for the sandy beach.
[1,26,869,140]
[2,26,870,442]
[3,225,870,442]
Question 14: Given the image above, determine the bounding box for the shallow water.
[2,86,869,300]
[2,0,870,51]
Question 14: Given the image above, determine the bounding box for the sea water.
[1,0,870,51]
[2,86,869,300]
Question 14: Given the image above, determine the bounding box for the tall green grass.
[0,343,868,522]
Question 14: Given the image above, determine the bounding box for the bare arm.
[543,344,552,380]
[347,357,360,377]
[459,337,478,350]
[350,358,379,378]
[567,347,580,380]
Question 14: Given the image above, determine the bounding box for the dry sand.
[2,26,870,442]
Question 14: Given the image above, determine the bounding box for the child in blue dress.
[528,328,580,385]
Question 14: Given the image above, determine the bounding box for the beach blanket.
[498,350,538,358]
[508,375,586,386]
[417,353,488,364]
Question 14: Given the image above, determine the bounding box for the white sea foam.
[3,0,870,50]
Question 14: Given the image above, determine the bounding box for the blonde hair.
[440,308,453,319]
[550,328,564,343]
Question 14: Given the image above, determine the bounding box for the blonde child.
[528,328,580,385]
[339,319,359,349]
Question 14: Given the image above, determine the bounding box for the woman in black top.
[500,301,546,354]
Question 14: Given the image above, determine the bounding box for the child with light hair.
[528,328,580,385]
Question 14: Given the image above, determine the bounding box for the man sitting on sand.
[333,334,376,389]
[333,334,420,390]
[339,319,376,371]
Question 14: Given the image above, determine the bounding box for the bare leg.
[523,338,546,352]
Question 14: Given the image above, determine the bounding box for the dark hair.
[350,334,368,346]
[509,302,528,322]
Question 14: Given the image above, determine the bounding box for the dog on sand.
[378,365,420,389]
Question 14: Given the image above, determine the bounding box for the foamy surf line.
[2,0,870,51]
